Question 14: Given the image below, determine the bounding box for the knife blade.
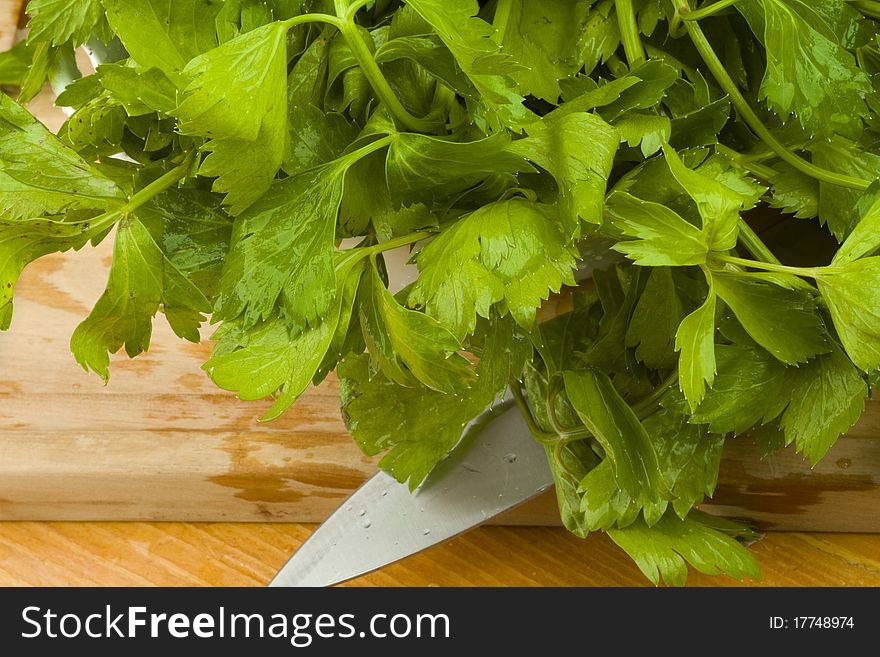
[269,397,554,587]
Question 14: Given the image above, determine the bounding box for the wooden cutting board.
[0,230,878,530]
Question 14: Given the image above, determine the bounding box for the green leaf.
[170,21,289,213]
[607,511,760,586]
[0,41,34,87]
[579,265,643,372]
[675,282,717,411]
[767,162,820,219]
[102,0,221,74]
[71,217,211,381]
[17,40,57,106]
[284,105,358,176]
[497,0,592,101]
[215,160,347,329]
[663,145,742,253]
[385,132,532,206]
[533,288,603,375]
[669,97,731,150]
[0,215,105,330]
[173,21,286,140]
[340,314,528,489]
[195,111,287,215]
[510,112,618,236]
[409,198,578,340]
[339,148,437,239]
[578,459,644,532]
[135,186,233,299]
[374,35,473,98]
[779,343,868,464]
[817,257,880,371]
[712,271,829,364]
[0,93,123,220]
[578,0,619,74]
[597,60,678,122]
[564,369,669,502]
[324,27,374,118]
[809,137,880,239]
[613,112,670,158]
[582,405,725,529]
[832,196,880,264]
[340,354,465,490]
[403,0,532,129]
[205,259,362,422]
[96,64,180,116]
[626,268,684,369]
[690,343,789,434]
[647,410,725,520]
[360,258,475,395]
[26,0,104,47]
[737,0,874,139]
[606,191,709,267]
[61,95,127,156]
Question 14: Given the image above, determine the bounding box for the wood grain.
[1,522,879,587]
[0,1,21,52]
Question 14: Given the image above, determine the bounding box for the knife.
[269,396,554,587]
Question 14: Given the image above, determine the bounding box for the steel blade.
[269,400,553,587]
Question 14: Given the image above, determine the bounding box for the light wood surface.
[1,522,879,586]
[0,1,21,51]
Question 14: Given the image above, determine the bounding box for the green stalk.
[736,219,781,265]
[674,0,871,191]
[337,20,439,133]
[367,230,434,255]
[718,254,823,279]
[340,134,395,167]
[852,0,880,20]
[345,0,372,15]
[680,0,741,21]
[715,144,778,181]
[127,159,193,213]
[615,0,646,66]
[79,154,195,235]
[327,0,438,132]
[492,0,514,42]
[510,378,560,444]
[281,13,344,30]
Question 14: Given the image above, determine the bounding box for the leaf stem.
[281,13,344,30]
[852,0,880,20]
[717,254,822,279]
[341,134,394,165]
[615,0,646,66]
[366,230,434,255]
[126,155,195,214]
[633,370,680,416]
[510,377,561,444]
[345,0,372,16]
[674,0,871,191]
[715,144,778,181]
[679,0,741,21]
[87,154,195,233]
[736,219,781,265]
[546,380,592,440]
[492,0,514,43]
[335,17,439,132]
